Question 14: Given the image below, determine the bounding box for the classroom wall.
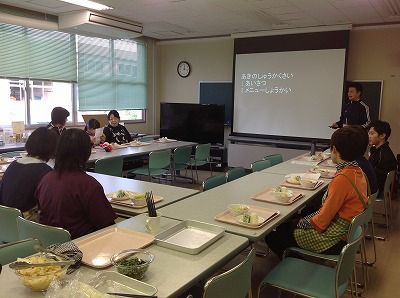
[155,38,234,132]
[156,27,400,153]
[346,27,400,153]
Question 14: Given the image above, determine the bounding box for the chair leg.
[367,220,377,266]
[191,164,194,184]
[195,165,199,183]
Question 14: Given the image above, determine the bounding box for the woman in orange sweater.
[266,126,368,258]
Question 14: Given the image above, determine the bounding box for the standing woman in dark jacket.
[103,110,132,144]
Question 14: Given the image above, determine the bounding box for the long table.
[89,141,197,162]
[159,171,328,242]
[88,172,199,217]
[0,214,249,298]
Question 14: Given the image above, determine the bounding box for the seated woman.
[0,127,57,221]
[103,110,132,144]
[84,118,105,145]
[36,128,116,239]
[266,126,368,259]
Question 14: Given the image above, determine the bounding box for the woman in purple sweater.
[36,128,116,239]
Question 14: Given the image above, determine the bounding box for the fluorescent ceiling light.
[59,0,113,11]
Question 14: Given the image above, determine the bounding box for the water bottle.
[310,141,316,156]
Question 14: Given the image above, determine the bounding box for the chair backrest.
[0,205,22,243]
[203,249,255,298]
[264,154,283,166]
[0,238,40,265]
[17,216,71,247]
[149,150,171,170]
[250,159,272,172]
[202,175,226,191]
[336,234,363,295]
[347,210,366,242]
[195,143,211,161]
[226,167,246,182]
[383,170,396,200]
[173,146,192,166]
[95,157,124,177]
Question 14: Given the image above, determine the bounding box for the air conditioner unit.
[59,10,143,39]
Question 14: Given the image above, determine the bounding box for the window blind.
[78,35,147,111]
[0,23,77,82]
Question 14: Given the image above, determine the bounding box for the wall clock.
[177,61,191,78]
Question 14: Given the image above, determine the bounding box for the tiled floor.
[163,169,400,298]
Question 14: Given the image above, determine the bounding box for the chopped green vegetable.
[116,190,127,198]
[115,257,148,279]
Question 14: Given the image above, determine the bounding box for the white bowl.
[300,178,318,188]
[228,204,250,216]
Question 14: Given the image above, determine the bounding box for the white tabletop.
[0,214,249,298]
[159,171,327,242]
[88,172,199,216]
[260,161,315,175]
[89,141,197,162]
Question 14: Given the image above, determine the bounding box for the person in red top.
[266,126,368,259]
[36,128,116,239]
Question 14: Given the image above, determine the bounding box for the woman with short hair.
[0,127,57,221]
[103,110,132,144]
[36,128,116,239]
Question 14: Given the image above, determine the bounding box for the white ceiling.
[0,0,399,39]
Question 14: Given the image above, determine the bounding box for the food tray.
[94,271,157,296]
[155,220,225,255]
[128,141,151,147]
[0,157,14,165]
[154,138,177,143]
[318,159,336,168]
[74,227,154,268]
[107,193,164,209]
[252,188,304,205]
[309,167,336,179]
[214,205,280,229]
[281,179,325,190]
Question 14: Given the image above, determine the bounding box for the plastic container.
[12,253,71,291]
[111,249,154,280]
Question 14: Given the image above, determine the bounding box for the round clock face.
[177,61,191,78]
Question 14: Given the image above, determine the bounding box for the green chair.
[17,216,71,247]
[94,156,124,177]
[0,238,40,265]
[172,146,192,181]
[263,154,283,166]
[374,170,395,241]
[129,150,171,182]
[258,234,363,298]
[250,159,272,172]
[203,248,255,298]
[226,167,246,182]
[285,209,368,295]
[187,143,212,183]
[202,175,226,191]
[0,205,22,243]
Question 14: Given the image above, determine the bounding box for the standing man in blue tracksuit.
[331,82,371,129]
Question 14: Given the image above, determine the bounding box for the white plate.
[236,215,265,226]
[107,190,144,201]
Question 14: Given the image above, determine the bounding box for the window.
[0,78,144,127]
[0,22,146,128]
